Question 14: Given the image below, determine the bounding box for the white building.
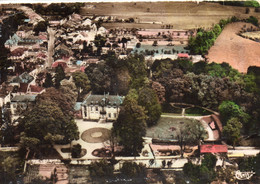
[81,94,124,121]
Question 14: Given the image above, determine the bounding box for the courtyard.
[54,119,113,160]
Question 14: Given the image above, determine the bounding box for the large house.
[81,94,124,121]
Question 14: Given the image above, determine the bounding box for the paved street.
[47,27,56,68]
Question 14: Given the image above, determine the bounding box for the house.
[81,94,124,121]
[5,34,21,48]
[10,72,34,86]
[15,83,45,95]
[10,94,36,121]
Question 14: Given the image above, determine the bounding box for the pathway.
[54,120,113,160]
[47,27,56,68]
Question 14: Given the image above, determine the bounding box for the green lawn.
[146,116,200,140]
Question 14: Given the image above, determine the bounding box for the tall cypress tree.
[43,72,54,88]
[54,65,65,88]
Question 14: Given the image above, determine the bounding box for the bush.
[247,16,259,26]
[136,42,141,48]
[71,144,81,158]
[120,162,146,177]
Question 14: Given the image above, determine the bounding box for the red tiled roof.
[80,66,86,72]
[11,48,26,56]
[37,52,47,58]
[200,144,227,153]
[29,85,44,93]
[18,83,29,93]
[52,61,67,68]
[178,53,189,58]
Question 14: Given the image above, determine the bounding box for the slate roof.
[82,94,124,106]
[11,95,37,102]
[74,102,82,111]
[11,72,34,84]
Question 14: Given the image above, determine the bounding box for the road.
[47,27,56,68]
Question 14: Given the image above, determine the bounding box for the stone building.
[81,94,124,121]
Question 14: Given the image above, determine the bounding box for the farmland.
[81,2,260,29]
[207,22,260,73]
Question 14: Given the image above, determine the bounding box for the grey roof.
[74,102,82,111]
[11,95,37,102]
[11,72,34,84]
[82,94,124,106]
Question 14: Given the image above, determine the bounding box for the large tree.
[223,117,242,147]
[113,89,147,156]
[0,46,11,83]
[43,72,54,88]
[89,160,114,181]
[54,65,66,88]
[36,87,75,115]
[138,86,162,127]
[85,61,112,94]
[72,72,91,99]
[19,100,79,147]
[219,101,250,125]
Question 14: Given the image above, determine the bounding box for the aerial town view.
[0,1,260,183]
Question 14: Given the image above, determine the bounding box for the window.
[96,107,98,111]
[108,113,111,118]
[114,113,117,118]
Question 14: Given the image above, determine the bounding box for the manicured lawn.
[185,107,212,116]
[146,116,200,140]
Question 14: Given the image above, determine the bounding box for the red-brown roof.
[178,53,189,58]
[29,85,44,93]
[11,48,26,57]
[200,144,227,153]
[17,83,29,93]
[52,61,67,68]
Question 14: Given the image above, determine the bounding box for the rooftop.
[11,94,37,102]
[11,72,34,84]
[200,144,228,153]
[82,94,124,106]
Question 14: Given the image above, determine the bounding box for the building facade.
[81,94,124,121]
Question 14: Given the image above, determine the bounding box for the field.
[207,22,260,73]
[81,2,260,29]
[241,31,260,40]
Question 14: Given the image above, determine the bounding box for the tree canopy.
[113,89,147,156]
[19,100,79,147]
[223,117,243,147]
[138,86,162,127]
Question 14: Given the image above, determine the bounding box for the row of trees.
[188,15,259,55]
[188,23,222,55]
[33,3,83,17]
[89,160,146,183]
